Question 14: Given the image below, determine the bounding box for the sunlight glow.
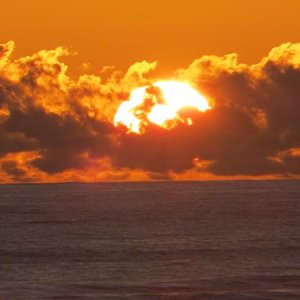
[114,81,211,133]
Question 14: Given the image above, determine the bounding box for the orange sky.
[2,0,300,73]
[1,1,300,182]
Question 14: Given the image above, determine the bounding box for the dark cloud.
[3,108,114,173]
[112,43,300,177]
[1,41,300,181]
[1,160,26,177]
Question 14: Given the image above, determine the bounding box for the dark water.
[0,181,299,299]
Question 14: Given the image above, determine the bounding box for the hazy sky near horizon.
[2,0,300,72]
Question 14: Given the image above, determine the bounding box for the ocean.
[0,180,299,299]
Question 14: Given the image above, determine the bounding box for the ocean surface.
[0,180,299,300]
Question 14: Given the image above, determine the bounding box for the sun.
[114,80,211,134]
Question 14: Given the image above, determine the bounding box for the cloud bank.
[1,41,300,182]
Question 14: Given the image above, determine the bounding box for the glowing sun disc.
[114,80,211,133]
